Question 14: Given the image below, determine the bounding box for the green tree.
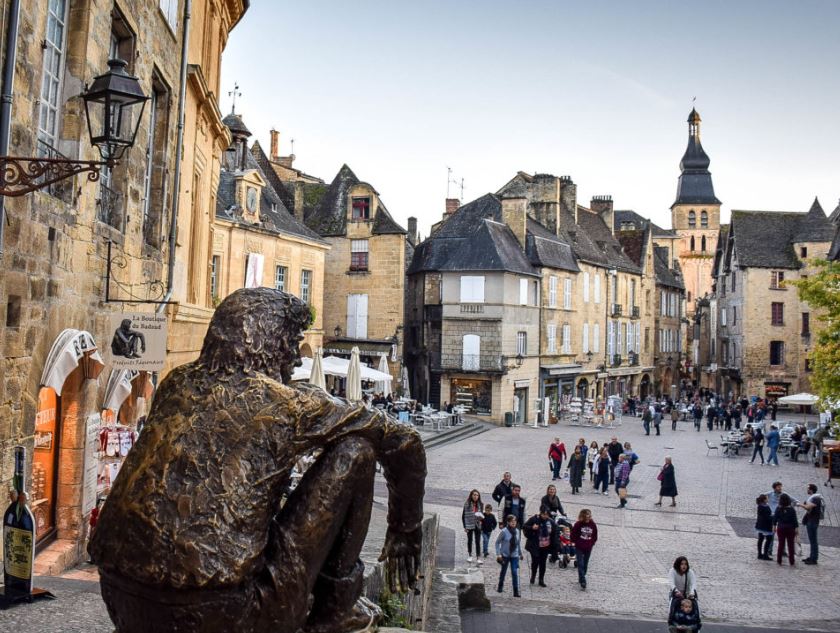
[792,258,840,421]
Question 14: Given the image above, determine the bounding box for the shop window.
[300,269,312,304]
[769,341,784,366]
[210,255,221,299]
[350,239,369,271]
[459,275,484,303]
[450,378,491,414]
[771,302,784,326]
[274,265,287,292]
[351,197,371,220]
[770,270,785,289]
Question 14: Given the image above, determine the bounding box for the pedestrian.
[567,446,586,495]
[642,407,652,435]
[773,493,799,566]
[750,426,765,464]
[548,438,567,481]
[577,438,589,461]
[671,405,680,431]
[492,472,513,505]
[592,447,611,495]
[570,509,598,590]
[495,515,522,597]
[623,442,640,471]
[462,489,484,564]
[524,506,555,587]
[766,425,781,466]
[733,405,742,430]
[615,454,631,508]
[669,556,697,601]
[587,441,599,481]
[653,406,662,436]
[502,484,526,526]
[798,483,823,565]
[627,396,637,417]
[755,494,773,560]
[692,403,702,432]
[480,503,498,559]
[607,437,623,484]
[655,456,678,507]
[669,598,701,633]
[540,484,565,517]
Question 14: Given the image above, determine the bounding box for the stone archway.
[299,343,313,358]
[576,377,588,400]
[640,374,651,400]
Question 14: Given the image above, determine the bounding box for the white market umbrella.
[401,366,411,399]
[376,356,391,397]
[309,347,326,391]
[778,392,819,426]
[346,346,363,402]
[290,356,313,382]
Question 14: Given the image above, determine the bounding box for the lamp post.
[0,59,147,197]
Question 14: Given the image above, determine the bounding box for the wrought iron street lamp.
[0,59,147,197]
[515,353,524,367]
[334,325,342,338]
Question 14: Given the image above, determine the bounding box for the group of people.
[462,472,599,595]
[755,481,825,566]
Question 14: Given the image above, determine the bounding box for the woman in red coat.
[571,509,598,590]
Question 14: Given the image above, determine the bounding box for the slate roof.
[222,112,251,137]
[216,144,326,244]
[614,210,675,237]
[572,207,641,273]
[728,203,835,269]
[829,199,840,225]
[305,164,406,237]
[250,141,296,213]
[615,229,647,268]
[829,225,840,261]
[526,218,579,272]
[654,246,684,289]
[673,109,721,207]
[408,193,538,276]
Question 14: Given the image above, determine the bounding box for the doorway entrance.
[514,387,528,425]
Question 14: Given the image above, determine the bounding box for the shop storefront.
[764,383,789,399]
[540,365,580,422]
[450,378,492,414]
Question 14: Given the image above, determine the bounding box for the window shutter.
[347,295,357,338]
[607,321,614,357]
[627,322,633,352]
[594,274,601,303]
[635,323,641,353]
[582,323,589,353]
[593,323,600,353]
[583,272,589,302]
[520,279,528,305]
[563,324,571,353]
[549,276,557,307]
[357,294,368,338]
[548,324,556,353]
[564,278,572,309]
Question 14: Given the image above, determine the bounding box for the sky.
[220,0,840,238]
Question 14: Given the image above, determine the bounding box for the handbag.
[657,470,664,481]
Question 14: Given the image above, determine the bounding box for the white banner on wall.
[245,253,265,288]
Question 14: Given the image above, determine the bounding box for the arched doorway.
[639,374,651,400]
[299,343,313,358]
[576,378,588,400]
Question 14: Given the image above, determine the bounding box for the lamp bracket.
[0,155,108,197]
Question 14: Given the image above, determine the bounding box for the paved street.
[423,413,840,631]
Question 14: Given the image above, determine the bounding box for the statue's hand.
[378,526,423,594]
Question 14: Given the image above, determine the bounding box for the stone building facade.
[0,0,247,573]
[711,200,835,398]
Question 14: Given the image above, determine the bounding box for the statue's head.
[199,288,313,383]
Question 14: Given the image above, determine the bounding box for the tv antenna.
[446,167,464,200]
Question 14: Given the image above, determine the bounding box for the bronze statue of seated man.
[89,288,426,633]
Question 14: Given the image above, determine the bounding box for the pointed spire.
[672,109,720,208]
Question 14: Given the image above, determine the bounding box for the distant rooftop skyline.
[220,0,840,237]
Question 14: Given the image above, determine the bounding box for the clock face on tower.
[246,186,257,212]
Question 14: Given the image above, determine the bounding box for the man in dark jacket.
[492,472,514,505]
[523,507,555,587]
[502,485,526,526]
[607,437,623,484]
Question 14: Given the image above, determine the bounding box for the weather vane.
[229,82,242,114]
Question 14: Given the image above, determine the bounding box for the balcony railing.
[97,181,124,231]
[631,305,640,318]
[460,303,484,314]
[462,354,480,371]
[612,354,622,367]
[611,303,623,317]
[35,139,75,204]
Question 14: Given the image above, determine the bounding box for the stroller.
[548,511,576,568]
[668,590,702,632]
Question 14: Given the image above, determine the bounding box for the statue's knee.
[330,436,376,471]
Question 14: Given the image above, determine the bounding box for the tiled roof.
[615,229,646,268]
[614,210,675,237]
[305,164,406,237]
[729,205,834,269]
[526,219,579,273]
[654,246,684,289]
[215,148,326,244]
[408,193,538,276]
[828,225,840,261]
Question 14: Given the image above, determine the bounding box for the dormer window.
[246,186,257,212]
[351,196,370,220]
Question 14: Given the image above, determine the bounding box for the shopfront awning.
[40,329,105,395]
[290,355,393,383]
[102,369,139,412]
[541,364,582,376]
[322,338,394,357]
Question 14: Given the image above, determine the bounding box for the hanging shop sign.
[107,313,167,371]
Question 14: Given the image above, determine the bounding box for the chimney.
[559,176,577,229]
[591,195,614,234]
[532,174,560,233]
[270,129,280,161]
[445,198,460,217]
[407,216,418,245]
[501,195,527,250]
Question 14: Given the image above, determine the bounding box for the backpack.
[811,496,825,522]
